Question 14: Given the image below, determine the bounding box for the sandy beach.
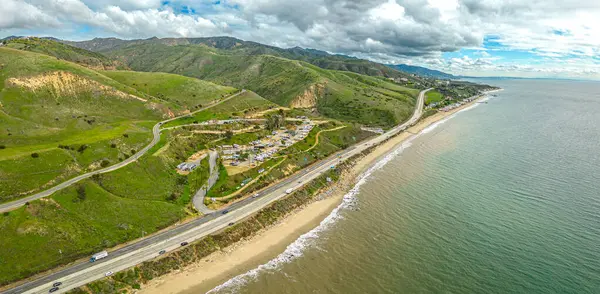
[138,95,487,294]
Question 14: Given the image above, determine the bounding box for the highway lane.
[5,88,430,294]
[0,90,246,213]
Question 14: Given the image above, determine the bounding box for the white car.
[105,271,113,277]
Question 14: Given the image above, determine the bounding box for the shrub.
[123,133,129,138]
[76,185,86,201]
[77,145,88,153]
[31,153,39,158]
[110,143,117,148]
[100,160,110,168]
[0,145,5,149]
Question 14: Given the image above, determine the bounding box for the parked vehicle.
[52,282,62,287]
[49,287,59,293]
[285,188,294,194]
[228,222,235,226]
[252,193,259,198]
[159,250,166,255]
[181,242,189,246]
[222,210,229,214]
[90,251,108,262]
[105,271,113,277]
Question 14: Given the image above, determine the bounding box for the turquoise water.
[211,79,600,293]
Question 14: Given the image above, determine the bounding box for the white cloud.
[0,0,60,29]
[1,0,600,78]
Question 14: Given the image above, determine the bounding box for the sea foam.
[208,98,485,293]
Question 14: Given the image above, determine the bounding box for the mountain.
[65,36,423,82]
[388,64,455,79]
[65,37,424,127]
[2,37,125,70]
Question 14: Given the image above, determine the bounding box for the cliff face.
[290,82,326,109]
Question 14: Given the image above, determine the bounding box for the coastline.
[138,93,490,294]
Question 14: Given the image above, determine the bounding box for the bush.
[123,133,129,138]
[77,145,88,153]
[110,143,117,148]
[0,145,5,149]
[31,153,39,158]
[100,160,110,168]
[76,185,86,201]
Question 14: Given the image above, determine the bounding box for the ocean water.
[209,79,600,294]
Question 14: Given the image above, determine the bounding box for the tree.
[225,130,234,140]
[31,152,39,158]
[100,159,110,167]
[76,185,86,201]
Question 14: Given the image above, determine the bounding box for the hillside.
[66,37,421,82]
[3,37,125,70]
[101,71,237,111]
[388,64,456,79]
[0,47,236,202]
[78,40,420,127]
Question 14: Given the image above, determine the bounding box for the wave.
[208,102,482,293]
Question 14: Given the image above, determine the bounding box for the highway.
[4,88,430,294]
[0,90,246,213]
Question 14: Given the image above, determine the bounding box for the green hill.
[96,42,420,127]
[67,36,423,82]
[3,37,124,70]
[0,47,235,201]
[101,70,237,111]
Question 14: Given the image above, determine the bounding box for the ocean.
[208,79,600,294]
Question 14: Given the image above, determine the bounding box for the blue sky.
[1,0,599,80]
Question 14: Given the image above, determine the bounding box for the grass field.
[101,71,237,112]
[0,180,186,285]
[161,91,277,128]
[0,128,222,285]
[425,90,444,105]
[0,48,169,201]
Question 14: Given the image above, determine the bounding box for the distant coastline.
[139,91,493,294]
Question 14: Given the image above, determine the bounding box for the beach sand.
[138,96,486,294]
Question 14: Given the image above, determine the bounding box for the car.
[159,250,166,255]
[222,210,229,214]
[49,287,59,293]
[180,242,189,246]
[105,271,113,277]
[52,282,62,287]
[252,193,259,198]
[297,180,302,183]
[228,222,235,226]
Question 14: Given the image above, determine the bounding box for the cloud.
[0,0,60,29]
[1,0,600,78]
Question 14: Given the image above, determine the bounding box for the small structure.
[177,162,198,171]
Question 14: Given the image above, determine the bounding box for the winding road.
[0,90,246,213]
[3,88,430,294]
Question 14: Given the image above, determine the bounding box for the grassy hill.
[3,37,124,70]
[0,47,235,201]
[101,70,237,111]
[67,36,423,82]
[95,42,420,127]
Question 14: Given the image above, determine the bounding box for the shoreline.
[138,93,490,294]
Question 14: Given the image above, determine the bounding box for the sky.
[1,0,600,79]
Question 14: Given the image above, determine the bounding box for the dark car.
[228,222,235,226]
[180,242,189,246]
[52,282,62,287]
[49,287,59,293]
[159,250,166,255]
[222,210,229,214]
